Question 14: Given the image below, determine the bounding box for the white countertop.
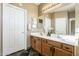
[31,33,78,46]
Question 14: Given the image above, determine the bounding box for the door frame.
[2,3,27,55]
[69,18,75,35]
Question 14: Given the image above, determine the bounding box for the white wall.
[75,4,79,56]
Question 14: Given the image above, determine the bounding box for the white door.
[3,4,12,55]
[3,4,27,56]
[55,18,66,34]
[14,8,25,52]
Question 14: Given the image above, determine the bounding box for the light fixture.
[42,3,62,13]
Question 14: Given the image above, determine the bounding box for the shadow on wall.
[0,3,2,56]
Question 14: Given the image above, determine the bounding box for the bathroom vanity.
[30,33,78,56]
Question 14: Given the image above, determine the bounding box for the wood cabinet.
[47,40,74,56]
[54,47,73,56]
[47,40,62,48]
[42,39,54,56]
[35,38,42,53]
[30,36,75,56]
[31,36,42,53]
[62,43,74,53]
[31,36,36,50]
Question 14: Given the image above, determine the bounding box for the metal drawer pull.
[65,47,69,49]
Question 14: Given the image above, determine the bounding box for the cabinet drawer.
[62,44,74,53]
[47,40,62,48]
[42,42,53,56]
[54,47,73,56]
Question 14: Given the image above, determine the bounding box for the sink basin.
[51,34,58,38]
[51,34,77,44]
[51,34,63,39]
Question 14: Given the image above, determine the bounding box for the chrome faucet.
[40,32,43,35]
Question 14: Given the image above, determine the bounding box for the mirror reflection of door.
[69,18,75,35]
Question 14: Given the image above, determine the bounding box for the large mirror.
[37,5,75,35]
[54,11,75,35]
[31,3,75,36]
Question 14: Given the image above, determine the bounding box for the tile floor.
[8,48,42,56]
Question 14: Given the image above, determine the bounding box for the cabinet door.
[42,43,53,56]
[35,38,42,53]
[31,36,36,49]
[42,39,54,56]
[54,47,73,56]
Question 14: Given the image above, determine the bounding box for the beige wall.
[75,4,79,56]
[0,3,2,56]
[11,3,38,48]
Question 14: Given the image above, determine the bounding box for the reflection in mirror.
[68,11,75,35]
[55,17,67,35]
[69,18,75,35]
[38,9,75,35]
[36,4,75,36]
[43,15,51,35]
[31,18,37,32]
